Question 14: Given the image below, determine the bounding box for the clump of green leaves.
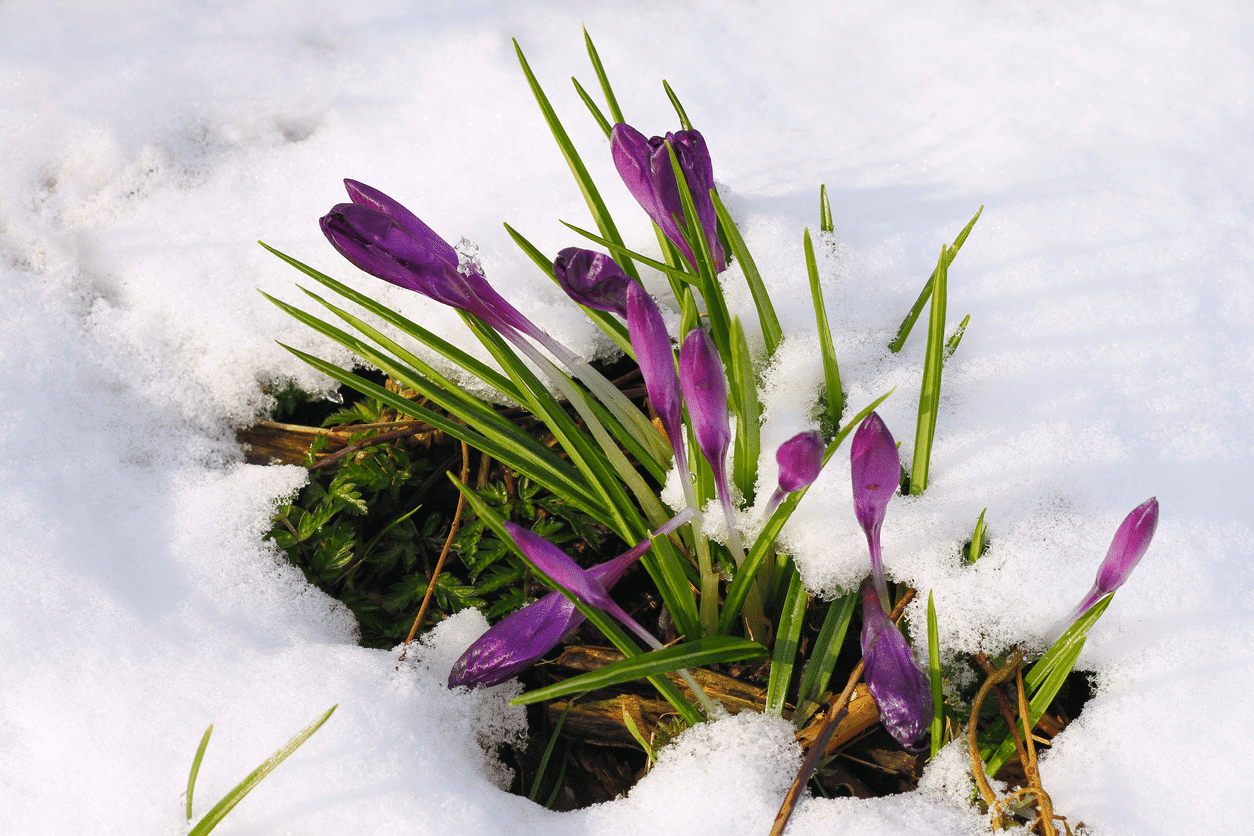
[265,393,610,648]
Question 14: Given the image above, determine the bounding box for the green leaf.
[512,637,768,706]
[819,185,833,233]
[981,594,1115,775]
[909,244,949,495]
[583,27,625,126]
[928,591,944,758]
[711,190,782,358]
[888,206,982,353]
[944,314,970,362]
[730,317,761,504]
[187,706,336,836]
[515,38,640,282]
[663,79,694,130]
[793,590,858,728]
[185,724,213,821]
[805,228,844,435]
[766,569,809,715]
[572,76,612,139]
[966,509,987,564]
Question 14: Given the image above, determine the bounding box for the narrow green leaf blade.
[185,724,213,822]
[188,706,336,836]
[512,637,768,706]
[805,228,844,434]
[711,190,782,358]
[766,570,809,715]
[909,245,948,495]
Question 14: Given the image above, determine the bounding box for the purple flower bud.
[447,545,643,689]
[1048,497,1160,642]
[610,123,726,273]
[627,283,685,466]
[553,248,632,318]
[449,511,693,689]
[679,327,732,497]
[766,430,826,514]
[321,180,540,339]
[860,580,932,751]
[776,430,826,493]
[851,412,900,607]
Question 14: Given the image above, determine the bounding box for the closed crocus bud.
[679,327,732,495]
[553,248,631,318]
[447,547,638,689]
[610,123,726,273]
[627,284,685,463]
[321,180,540,340]
[851,412,901,608]
[1046,497,1160,643]
[765,430,826,514]
[448,510,693,689]
[860,579,932,751]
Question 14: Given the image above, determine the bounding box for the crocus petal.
[321,180,542,340]
[611,123,725,273]
[627,284,685,459]
[679,327,731,487]
[1047,497,1160,643]
[850,412,900,605]
[860,579,933,751]
[448,511,695,689]
[766,430,826,514]
[553,248,631,318]
[776,430,826,494]
[504,522,616,611]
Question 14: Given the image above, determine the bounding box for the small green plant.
[184,706,336,834]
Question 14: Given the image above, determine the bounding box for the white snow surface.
[2,1,1252,834]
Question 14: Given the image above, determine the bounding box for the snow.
[2,1,1252,834]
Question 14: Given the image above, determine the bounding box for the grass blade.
[888,206,982,353]
[819,185,833,233]
[512,637,768,706]
[663,79,694,130]
[805,228,844,435]
[185,724,213,821]
[765,569,809,715]
[909,244,949,495]
[515,38,639,282]
[584,27,625,125]
[188,706,336,836]
[711,190,782,358]
[793,590,858,729]
[730,317,761,504]
[528,699,574,802]
[572,76,612,139]
[928,591,944,758]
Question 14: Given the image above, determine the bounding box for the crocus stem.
[531,330,671,464]
[670,438,719,635]
[505,333,667,527]
[608,600,718,715]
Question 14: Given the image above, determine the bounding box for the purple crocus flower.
[1046,497,1160,643]
[766,430,826,514]
[679,326,746,558]
[448,509,693,689]
[860,579,933,751]
[627,283,687,470]
[553,248,632,318]
[610,123,726,273]
[321,179,543,341]
[851,412,900,609]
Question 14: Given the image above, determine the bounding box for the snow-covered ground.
[2,2,1251,834]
